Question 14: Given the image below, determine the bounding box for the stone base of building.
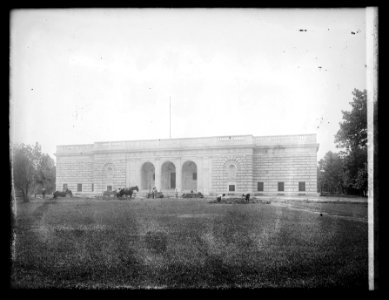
[71,191,320,198]
[251,192,320,197]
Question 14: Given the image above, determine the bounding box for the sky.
[10,8,368,162]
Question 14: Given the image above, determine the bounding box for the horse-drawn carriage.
[102,190,117,199]
[116,186,139,199]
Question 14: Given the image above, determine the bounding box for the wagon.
[146,192,164,198]
[102,191,117,199]
[182,192,204,198]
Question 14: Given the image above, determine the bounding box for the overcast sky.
[10,8,367,162]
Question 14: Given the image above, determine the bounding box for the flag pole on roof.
[169,96,172,139]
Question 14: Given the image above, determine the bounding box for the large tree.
[318,151,345,194]
[11,142,56,202]
[34,152,56,195]
[335,88,367,196]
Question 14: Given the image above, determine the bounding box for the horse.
[53,189,73,199]
[117,186,139,199]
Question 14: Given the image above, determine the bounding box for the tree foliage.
[318,151,345,194]
[11,142,56,202]
[335,89,367,152]
[318,89,368,196]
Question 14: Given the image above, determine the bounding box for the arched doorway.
[161,161,176,190]
[182,160,197,192]
[141,162,155,191]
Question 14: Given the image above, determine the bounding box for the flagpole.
[169,97,171,139]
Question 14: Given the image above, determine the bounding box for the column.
[154,159,161,191]
[176,159,182,192]
[202,157,210,195]
[197,158,203,193]
[126,158,131,187]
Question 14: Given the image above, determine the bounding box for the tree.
[335,89,367,152]
[354,162,368,197]
[11,142,56,202]
[335,88,368,196]
[12,144,37,202]
[318,151,345,194]
[34,153,56,195]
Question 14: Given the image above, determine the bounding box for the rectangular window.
[92,183,94,192]
[77,184,82,192]
[278,182,284,192]
[153,173,155,180]
[257,182,264,192]
[299,182,306,192]
[63,184,68,191]
[229,185,235,192]
[193,172,197,180]
[107,185,112,192]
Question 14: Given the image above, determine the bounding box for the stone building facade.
[55,134,319,196]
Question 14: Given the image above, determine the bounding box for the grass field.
[11,197,368,289]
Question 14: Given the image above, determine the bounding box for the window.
[153,173,155,180]
[92,183,94,192]
[278,182,284,192]
[228,164,237,179]
[193,172,197,180]
[257,182,264,192]
[229,185,235,192]
[299,182,306,192]
[107,185,112,192]
[77,184,82,192]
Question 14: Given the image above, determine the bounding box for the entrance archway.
[141,162,155,190]
[161,161,176,190]
[182,160,197,191]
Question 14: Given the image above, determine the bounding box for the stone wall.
[210,148,253,194]
[55,155,93,192]
[93,153,127,192]
[253,145,317,194]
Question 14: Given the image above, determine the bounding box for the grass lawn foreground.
[11,197,368,289]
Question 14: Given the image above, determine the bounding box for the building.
[55,134,319,196]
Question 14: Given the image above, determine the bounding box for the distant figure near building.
[55,134,319,197]
[152,186,157,199]
[245,193,250,203]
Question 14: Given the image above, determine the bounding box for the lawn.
[11,197,368,289]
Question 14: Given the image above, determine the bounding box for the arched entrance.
[182,160,197,192]
[161,161,176,190]
[141,162,155,191]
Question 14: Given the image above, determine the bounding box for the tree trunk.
[21,189,29,202]
[23,184,30,202]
